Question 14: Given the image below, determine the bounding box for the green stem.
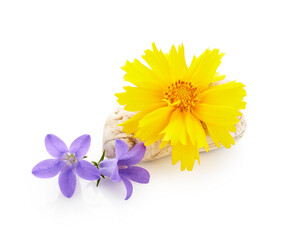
[92,150,106,187]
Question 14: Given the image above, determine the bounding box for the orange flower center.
[164,80,199,111]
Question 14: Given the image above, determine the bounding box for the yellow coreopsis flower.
[115,43,246,171]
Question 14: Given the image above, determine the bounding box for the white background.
[0,0,287,239]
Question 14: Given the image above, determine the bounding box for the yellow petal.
[115,86,166,112]
[119,110,149,135]
[121,59,166,90]
[165,44,188,82]
[199,80,247,109]
[161,109,188,146]
[193,103,241,126]
[182,55,199,82]
[206,124,235,148]
[213,72,226,83]
[171,142,182,165]
[171,142,200,171]
[186,112,209,151]
[159,139,169,149]
[135,106,175,145]
[185,48,225,88]
[142,43,172,84]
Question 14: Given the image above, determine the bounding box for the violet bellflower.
[99,139,150,200]
[32,134,100,198]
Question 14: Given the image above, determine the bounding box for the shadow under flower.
[44,178,103,216]
[96,179,127,204]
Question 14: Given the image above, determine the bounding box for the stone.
[102,107,247,162]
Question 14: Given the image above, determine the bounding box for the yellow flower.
[115,43,246,171]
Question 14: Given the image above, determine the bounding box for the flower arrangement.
[32,43,246,199]
[32,135,150,199]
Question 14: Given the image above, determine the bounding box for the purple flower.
[99,139,150,200]
[32,134,100,198]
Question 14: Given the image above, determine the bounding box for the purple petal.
[45,134,69,158]
[99,158,118,168]
[121,177,133,200]
[119,166,150,183]
[110,167,121,182]
[69,135,91,159]
[99,162,121,183]
[58,167,76,198]
[32,159,65,178]
[76,160,100,180]
[100,165,117,178]
[115,139,129,159]
[99,158,120,182]
[118,143,146,166]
